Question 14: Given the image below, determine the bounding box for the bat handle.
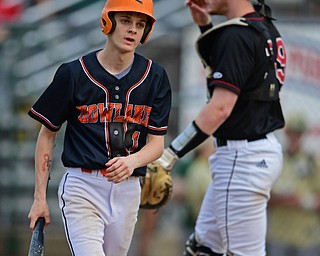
[37,217,45,228]
[28,217,45,256]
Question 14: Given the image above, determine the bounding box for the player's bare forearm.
[132,133,165,166]
[105,134,164,183]
[195,87,238,135]
[155,88,237,170]
[29,125,57,229]
[34,125,56,200]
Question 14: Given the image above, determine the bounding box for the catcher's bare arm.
[158,87,237,170]
[28,125,57,230]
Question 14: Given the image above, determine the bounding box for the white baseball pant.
[195,133,283,256]
[58,168,140,256]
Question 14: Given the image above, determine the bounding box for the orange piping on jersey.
[148,125,168,132]
[79,57,110,93]
[79,56,112,158]
[30,108,61,130]
[124,59,152,155]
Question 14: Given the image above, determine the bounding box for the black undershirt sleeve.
[169,121,209,158]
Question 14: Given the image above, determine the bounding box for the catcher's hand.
[140,161,173,210]
[156,147,179,170]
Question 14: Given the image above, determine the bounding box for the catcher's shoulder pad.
[196,17,249,77]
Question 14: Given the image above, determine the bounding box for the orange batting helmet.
[101,0,156,44]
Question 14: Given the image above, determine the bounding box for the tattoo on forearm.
[42,154,52,172]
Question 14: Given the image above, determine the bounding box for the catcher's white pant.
[195,133,282,256]
[58,168,140,256]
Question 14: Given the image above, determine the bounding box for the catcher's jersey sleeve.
[199,13,285,140]
[28,51,172,175]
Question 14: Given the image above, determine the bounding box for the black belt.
[216,135,267,147]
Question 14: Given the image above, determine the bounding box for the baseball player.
[27,0,172,255]
[156,0,286,255]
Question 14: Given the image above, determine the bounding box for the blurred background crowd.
[1,0,320,255]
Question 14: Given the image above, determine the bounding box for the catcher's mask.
[101,0,156,44]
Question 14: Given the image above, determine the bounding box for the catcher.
[143,0,286,255]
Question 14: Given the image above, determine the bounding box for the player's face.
[109,12,148,53]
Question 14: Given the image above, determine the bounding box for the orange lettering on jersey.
[141,106,151,127]
[131,105,144,124]
[128,131,140,152]
[126,104,134,122]
[113,103,125,122]
[77,105,89,123]
[88,105,98,123]
[98,103,113,122]
[77,102,152,127]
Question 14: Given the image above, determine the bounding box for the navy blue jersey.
[29,50,172,176]
[198,12,286,140]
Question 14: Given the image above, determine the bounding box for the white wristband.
[156,147,179,170]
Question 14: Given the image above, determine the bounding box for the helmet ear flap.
[141,18,153,44]
[252,0,275,20]
[101,17,107,33]
[107,12,116,34]
[100,11,115,35]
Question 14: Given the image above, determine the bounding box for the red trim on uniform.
[246,17,265,21]
[215,80,241,93]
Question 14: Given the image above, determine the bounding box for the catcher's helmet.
[101,0,156,44]
[251,0,274,20]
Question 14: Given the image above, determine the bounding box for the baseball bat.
[28,160,51,256]
[28,217,45,256]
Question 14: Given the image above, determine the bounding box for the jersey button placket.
[111,83,121,100]
[114,85,120,100]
